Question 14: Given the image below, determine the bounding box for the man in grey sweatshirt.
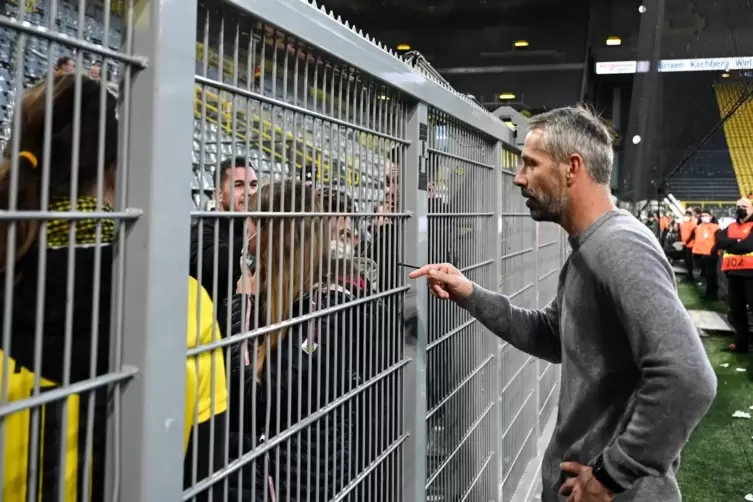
[410,105,717,501]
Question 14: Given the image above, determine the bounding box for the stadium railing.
[0,0,567,500]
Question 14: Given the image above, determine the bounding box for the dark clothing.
[0,242,111,502]
[219,283,395,502]
[660,230,668,249]
[1,200,226,502]
[366,220,399,293]
[700,254,718,299]
[189,214,247,308]
[683,246,695,280]
[715,220,753,353]
[726,276,753,352]
[428,197,457,266]
[427,197,455,413]
[715,221,753,278]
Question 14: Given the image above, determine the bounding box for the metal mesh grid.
[535,222,561,437]
[190,3,394,210]
[0,0,569,500]
[185,1,411,500]
[0,0,142,500]
[498,150,539,501]
[425,109,497,501]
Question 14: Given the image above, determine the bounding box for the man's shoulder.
[589,210,667,270]
[595,210,658,245]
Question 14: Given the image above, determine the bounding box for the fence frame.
[401,100,430,502]
[122,0,563,499]
[117,0,201,500]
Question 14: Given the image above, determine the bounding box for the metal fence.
[0,0,567,501]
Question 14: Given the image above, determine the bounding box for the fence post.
[401,100,429,502]
[114,0,199,500]
[534,222,542,460]
[491,140,504,501]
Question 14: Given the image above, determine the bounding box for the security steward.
[691,210,719,300]
[659,213,671,247]
[716,198,753,354]
[679,209,698,281]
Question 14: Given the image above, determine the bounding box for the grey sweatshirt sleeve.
[597,226,717,491]
[456,283,562,364]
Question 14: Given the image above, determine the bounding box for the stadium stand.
[666,149,740,201]
[0,0,120,154]
[716,82,753,196]
[645,73,739,204]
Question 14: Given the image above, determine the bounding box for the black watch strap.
[590,454,626,494]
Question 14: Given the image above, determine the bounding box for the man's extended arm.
[456,283,562,363]
[598,227,716,491]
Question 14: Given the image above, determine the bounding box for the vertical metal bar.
[116,0,198,500]
[534,220,542,460]
[400,100,428,502]
[490,140,503,501]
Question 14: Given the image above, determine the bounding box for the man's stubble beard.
[526,190,567,224]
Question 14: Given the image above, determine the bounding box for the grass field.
[675,279,753,502]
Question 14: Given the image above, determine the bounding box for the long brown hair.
[252,181,326,377]
[0,74,119,272]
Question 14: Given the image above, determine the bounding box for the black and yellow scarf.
[47,196,115,247]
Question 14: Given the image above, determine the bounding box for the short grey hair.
[528,104,614,185]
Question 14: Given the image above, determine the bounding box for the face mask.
[329,239,355,261]
[683,216,691,222]
[245,232,257,273]
[701,216,711,224]
[245,254,256,273]
[737,208,747,220]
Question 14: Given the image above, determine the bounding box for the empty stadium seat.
[716,82,753,195]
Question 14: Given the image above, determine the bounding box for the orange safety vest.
[660,216,670,231]
[679,219,697,248]
[692,222,719,256]
[721,221,753,272]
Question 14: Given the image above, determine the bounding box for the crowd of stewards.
[647,200,753,358]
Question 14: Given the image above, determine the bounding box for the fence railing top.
[227,0,514,144]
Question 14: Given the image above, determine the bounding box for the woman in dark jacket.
[220,181,396,501]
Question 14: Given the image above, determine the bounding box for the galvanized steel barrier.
[0,0,567,501]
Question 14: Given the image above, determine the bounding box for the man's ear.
[567,153,585,184]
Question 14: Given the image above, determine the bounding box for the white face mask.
[683,216,691,222]
[701,216,711,224]
[329,239,354,261]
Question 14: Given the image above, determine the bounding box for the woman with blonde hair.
[221,181,388,501]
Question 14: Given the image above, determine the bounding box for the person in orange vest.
[659,213,671,248]
[691,210,720,300]
[715,198,753,353]
[679,209,698,281]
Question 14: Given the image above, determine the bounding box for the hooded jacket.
[218,279,397,502]
[189,214,247,309]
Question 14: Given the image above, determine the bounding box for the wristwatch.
[590,454,626,495]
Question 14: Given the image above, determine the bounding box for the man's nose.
[513,173,526,188]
